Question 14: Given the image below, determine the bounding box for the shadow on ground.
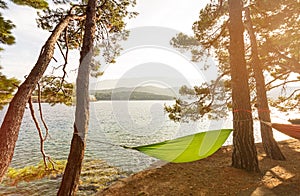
[98,139,300,196]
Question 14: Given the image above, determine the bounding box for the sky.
[0,0,212,88]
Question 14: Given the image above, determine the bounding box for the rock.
[78,185,99,192]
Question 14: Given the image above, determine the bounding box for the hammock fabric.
[270,123,300,140]
[125,129,232,163]
[122,121,300,163]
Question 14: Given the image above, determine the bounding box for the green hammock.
[125,129,232,163]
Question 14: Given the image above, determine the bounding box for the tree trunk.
[244,7,285,160]
[57,0,96,195]
[228,0,259,172]
[0,15,74,182]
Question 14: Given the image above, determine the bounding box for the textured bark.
[0,15,73,182]
[228,0,259,172]
[244,7,285,160]
[57,126,85,195]
[58,0,96,195]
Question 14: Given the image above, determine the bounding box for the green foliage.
[0,70,19,109]
[179,85,196,96]
[0,0,49,103]
[252,0,299,63]
[11,0,48,9]
[37,0,137,49]
[0,1,7,9]
[52,0,72,4]
[170,33,204,62]
[193,1,229,48]
[37,0,137,77]
[166,0,300,122]
[251,0,300,110]
[165,82,230,122]
[5,160,66,185]
[0,0,49,50]
[32,76,74,106]
[164,99,182,122]
[0,14,15,49]
[90,47,104,78]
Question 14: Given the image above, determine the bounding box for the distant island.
[91,86,177,101]
[94,91,175,100]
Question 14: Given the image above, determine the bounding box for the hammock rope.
[122,120,300,163]
[123,129,233,163]
[261,120,300,140]
[232,108,300,140]
[95,110,299,163]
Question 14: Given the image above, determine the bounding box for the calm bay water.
[0,101,291,195]
[0,101,229,171]
[0,101,174,172]
[0,101,291,171]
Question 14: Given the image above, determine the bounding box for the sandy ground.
[97,139,300,196]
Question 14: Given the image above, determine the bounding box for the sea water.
[0,101,292,195]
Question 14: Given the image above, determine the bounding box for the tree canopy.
[0,69,19,109]
[0,0,48,107]
[166,0,300,121]
[0,0,48,50]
